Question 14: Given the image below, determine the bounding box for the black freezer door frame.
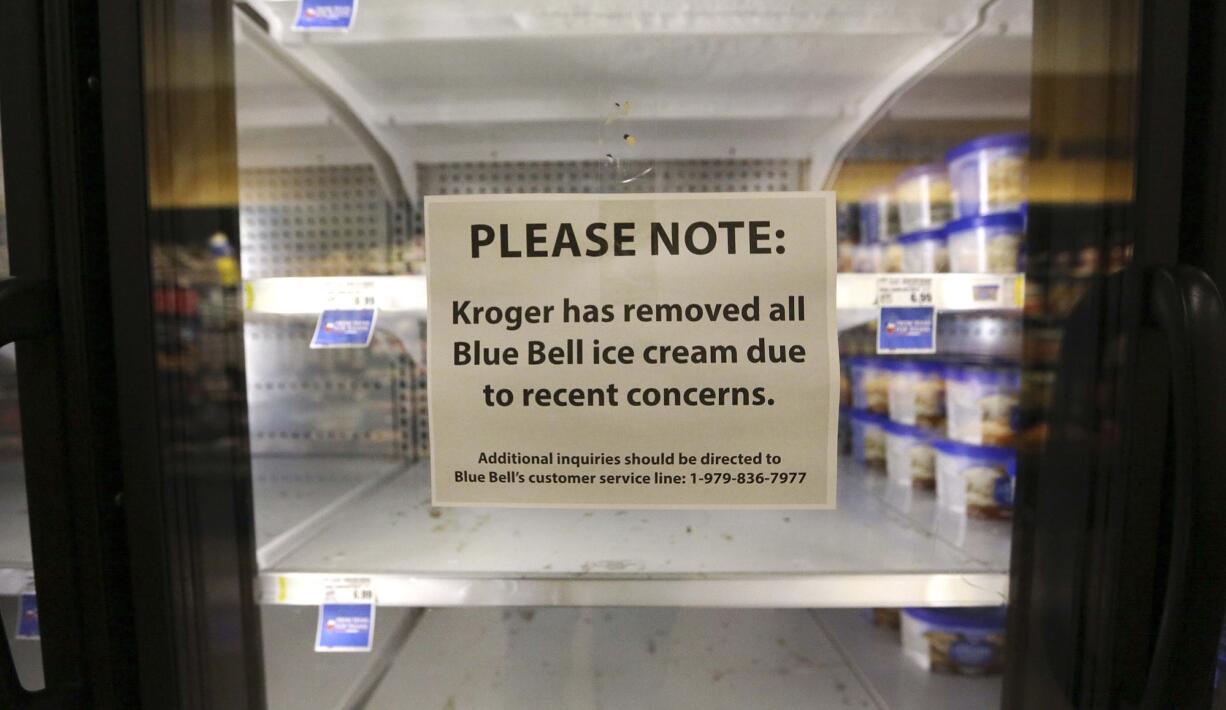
[1007,0,1226,708]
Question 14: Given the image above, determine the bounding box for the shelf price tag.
[16,576,38,640]
[315,577,375,653]
[293,0,358,32]
[876,277,936,354]
[310,284,378,349]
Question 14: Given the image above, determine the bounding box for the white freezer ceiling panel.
[260,0,985,40]
[311,33,942,100]
[236,0,1031,178]
[401,116,841,162]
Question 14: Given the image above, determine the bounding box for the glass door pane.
[218,0,1143,706]
[0,118,43,691]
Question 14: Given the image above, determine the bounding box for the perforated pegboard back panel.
[242,159,805,462]
[239,165,410,278]
[244,316,421,459]
[417,158,805,196]
[415,158,807,233]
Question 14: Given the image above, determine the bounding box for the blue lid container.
[947,133,1029,219]
[893,359,947,376]
[944,212,1025,235]
[945,363,1022,388]
[904,606,1007,630]
[945,133,1029,164]
[932,438,1017,465]
[897,162,949,183]
[898,227,947,245]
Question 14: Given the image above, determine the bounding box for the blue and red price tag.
[311,289,377,349]
[293,0,358,32]
[16,591,38,640]
[876,277,937,355]
[315,577,375,652]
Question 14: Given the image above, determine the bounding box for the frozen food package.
[901,607,1007,674]
[849,356,890,414]
[850,409,889,470]
[888,360,947,430]
[884,419,937,490]
[895,163,953,233]
[945,364,1021,446]
[946,212,1025,273]
[934,439,1016,519]
[858,186,898,245]
[861,607,903,630]
[946,132,1028,217]
[882,241,905,273]
[853,243,882,273]
[899,227,950,273]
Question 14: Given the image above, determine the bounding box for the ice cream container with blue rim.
[883,419,937,489]
[887,359,946,430]
[946,132,1028,218]
[945,212,1025,274]
[899,227,949,273]
[850,409,889,470]
[849,356,890,414]
[901,606,1007,674]
[858,185,897,245]
[933,439,1017,519]
[945,364,1021,446]
[895,162,953,233]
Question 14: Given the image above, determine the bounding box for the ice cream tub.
[888,360,946,430]
[901,607,1007,674]
[946,132,1028,217]
[884,419,937,490]
[899,227,949,274]
[858,186,897,245]
[945,364,1021,446]
[850,409,888,470]
[934,439,1016,519]
[849,356,890,415]
[895,163,953,233]
[946,212,1025,273]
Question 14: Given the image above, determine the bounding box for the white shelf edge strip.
[259,571,1008,608]
[0,567,33,596]
[244,273,1023,315]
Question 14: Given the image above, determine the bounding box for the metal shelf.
[364,607,880,710]
[836,272,1024,331]
[815,609,1003,710]
[349,606,1000,709]
[256,455,1011,608]
[244,272,1023,316]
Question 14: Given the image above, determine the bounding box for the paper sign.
[426,193,838,508]
[311,287,377,348]
[16,592,38,640]
[315,577,374,652]
[293,0,358,31]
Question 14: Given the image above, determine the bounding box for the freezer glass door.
[148,0,1174,706]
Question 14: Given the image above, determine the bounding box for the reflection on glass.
[220,0,1151,706]
[0,130,43,689]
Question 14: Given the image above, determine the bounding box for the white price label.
[325,283,378,309]
[876,276,934,307]
[320,577,375,605]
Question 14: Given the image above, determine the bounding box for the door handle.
[1139,265,1226,709]
[0,275,67,709]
